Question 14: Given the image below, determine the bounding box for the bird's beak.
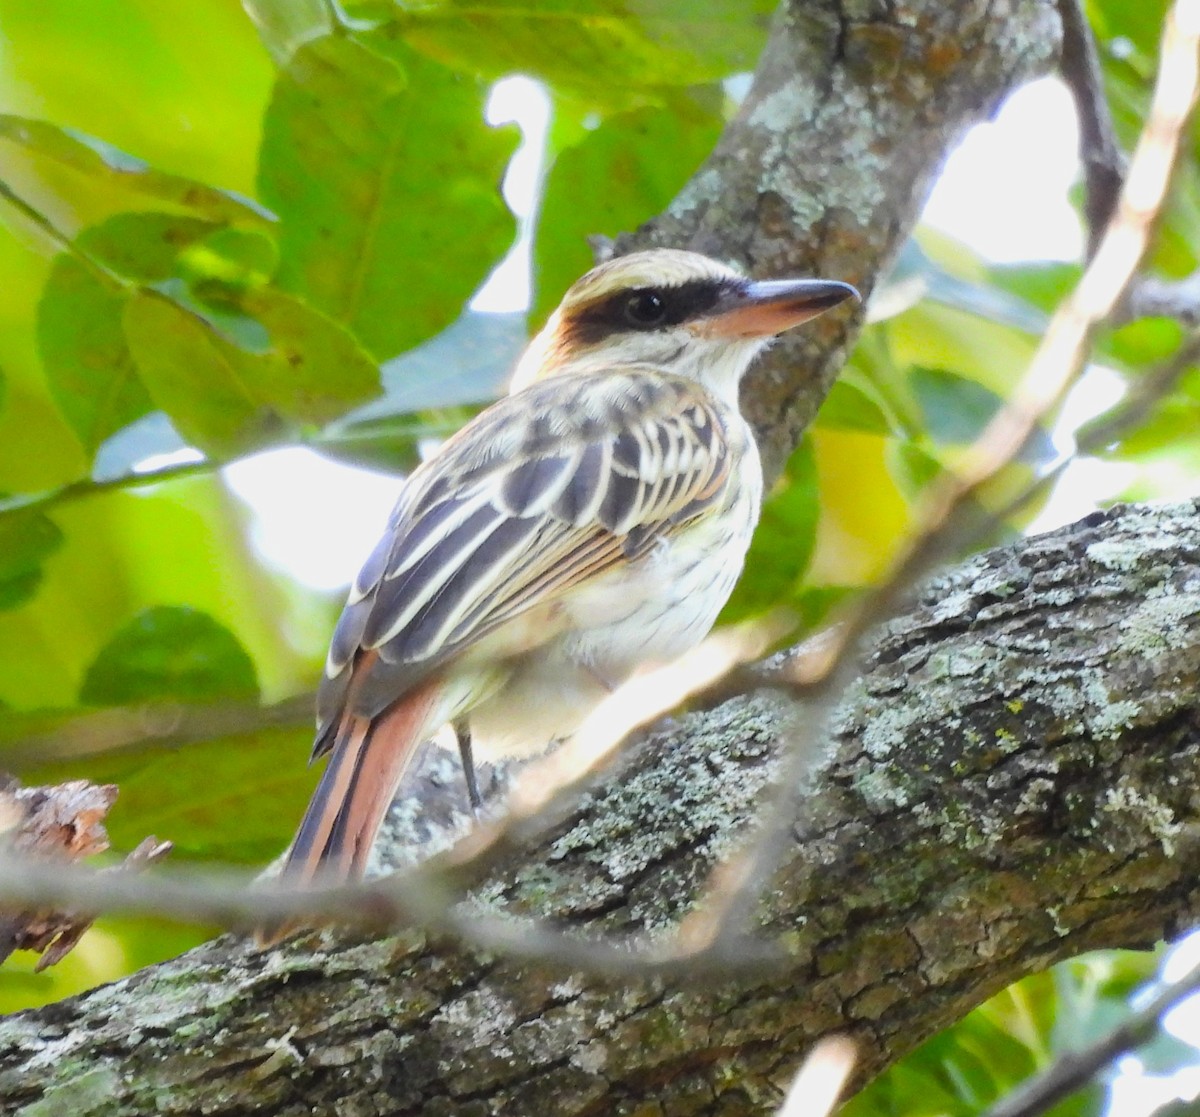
[700,278,860,339]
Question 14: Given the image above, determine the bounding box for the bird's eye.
[623,290,668,328]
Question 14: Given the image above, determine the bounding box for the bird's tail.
[256,679,443,946]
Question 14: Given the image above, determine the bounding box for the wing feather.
[316,370,739,740]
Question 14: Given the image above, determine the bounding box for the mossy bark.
[3,500,1200,1115]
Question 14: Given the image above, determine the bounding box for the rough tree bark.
[3,497,1200,1115]
[4,0,1145,1113]
[623,0,1060,479]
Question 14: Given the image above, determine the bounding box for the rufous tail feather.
[256,679,442,946]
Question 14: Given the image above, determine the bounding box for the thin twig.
[0,180,129,288]
[775,1036,858,1117]
[1077,327,1200,452]
[1058,0,1126,255]
[0,415,450,525]
[429,613,794,892]
[0,842,779,978]
[983,952,1200,1117]
[0,458,217,520]
[1122,269,1200,325]
[0,694,315,766]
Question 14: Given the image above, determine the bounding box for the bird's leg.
[454,722,483,817]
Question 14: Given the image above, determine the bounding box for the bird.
[272,248,857,912]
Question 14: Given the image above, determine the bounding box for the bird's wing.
[313,370,737,755]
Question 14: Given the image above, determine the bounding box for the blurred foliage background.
[0,0,1198,1112]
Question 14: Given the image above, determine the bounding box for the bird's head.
[510,249,858,400]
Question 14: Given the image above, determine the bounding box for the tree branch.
[1123,269,1200,325]
[620,0,1063,481]
[983,948,1200,1117]
[4,499,1200,1113]
[1058,0,1126,254]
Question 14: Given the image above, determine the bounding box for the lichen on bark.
[4,499,1200,1115]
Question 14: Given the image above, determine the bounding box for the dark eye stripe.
[565,277,742,343]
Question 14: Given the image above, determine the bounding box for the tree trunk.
[3,499,1198,1115]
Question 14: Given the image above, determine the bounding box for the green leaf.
[910,365,1055,462]
[35,214,225,455]
[240,287,383,424]
[180,227,279,293]
[97,723,316,862]
[533,91,724,321]
[319,308,525,468]
[1106,316,1186,370]
[880,241,1050,335]
[374,0,772,101]
[814,376,895,436]
[889,301,1039,402]
[792,585,856,630]
[0,507,64,612]
[315,414,436,473]
[911,365,1006,445]
[121,290,280,457]
[925,267,1048,337]
[37,256,151,453]
[887,439,942,499]
[121,287,382,457]
[243,0,336,65]
[720,438,819,623]
[79,211,223,283]
[258,35,518,360]
[987,260,1082,317]
[60,211,278,297]
[0,364,6,415]
[0,116,272,227]
[20,721,316,864]
[80,605,260,706]
[1090,0,1170,61]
